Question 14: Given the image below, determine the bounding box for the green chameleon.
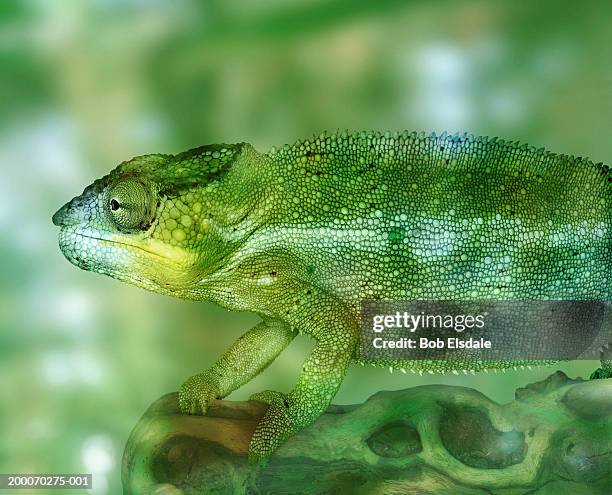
[53,131,611,461]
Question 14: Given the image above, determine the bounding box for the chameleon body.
[53,131,611,460]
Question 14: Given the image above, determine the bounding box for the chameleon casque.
[52,131,611,461]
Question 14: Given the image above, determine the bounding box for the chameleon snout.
[52,194,96,227]
[52,201,73,227]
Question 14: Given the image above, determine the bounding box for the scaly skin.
[52,131,611,461]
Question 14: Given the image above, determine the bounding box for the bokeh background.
[1,1,610,493]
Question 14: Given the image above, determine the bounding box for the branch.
[122,371,612,495]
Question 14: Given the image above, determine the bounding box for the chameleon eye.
[107,179,156,231]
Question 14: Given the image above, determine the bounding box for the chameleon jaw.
[57,228,200,296]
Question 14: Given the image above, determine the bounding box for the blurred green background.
[1,1,610,493]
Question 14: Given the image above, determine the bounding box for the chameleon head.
[52,145,246,298]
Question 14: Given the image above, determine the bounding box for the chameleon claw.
[178,371,220,416]
[248,393,295,463]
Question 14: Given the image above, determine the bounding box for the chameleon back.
[259,131,610,306]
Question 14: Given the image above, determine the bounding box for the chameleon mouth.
[57,227,193,293]
[58,228,191,277]
[56,228,175,275]
[71,231,170,261]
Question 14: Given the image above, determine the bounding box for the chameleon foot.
[248,391,296,465]
[178,371,221,415]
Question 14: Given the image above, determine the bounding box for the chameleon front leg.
[248,307,359,462]
[178,317,296,414]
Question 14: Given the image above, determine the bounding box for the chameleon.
[52,131,611,461]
